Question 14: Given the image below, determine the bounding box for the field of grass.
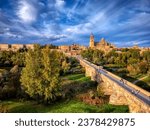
[0,73,129,113]
[64,73,91,82]
[0,100,129,113]
[135,76,150,92]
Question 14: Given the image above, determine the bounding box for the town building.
[0,44,10,51]
[89,34,116,52]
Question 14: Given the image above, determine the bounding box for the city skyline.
[0,0,150,47]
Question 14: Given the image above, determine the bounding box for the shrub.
[1,85,16,99]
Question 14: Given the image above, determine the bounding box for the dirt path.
[133,75,148,84]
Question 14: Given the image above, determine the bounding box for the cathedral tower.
[89,33,95,48]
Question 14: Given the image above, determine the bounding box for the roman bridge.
[76,55,150,113]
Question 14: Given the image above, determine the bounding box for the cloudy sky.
[0,0,150,47]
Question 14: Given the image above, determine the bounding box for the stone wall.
[78,58,150,113]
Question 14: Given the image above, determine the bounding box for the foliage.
[138,60,149,74]
[20,45,62,104]
[0,51,14,66]
[81,48,105,65]
[61,60,71,74]
[11,52,26,66]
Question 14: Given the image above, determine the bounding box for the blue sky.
[0,0,150,47]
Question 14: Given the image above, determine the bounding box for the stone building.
[11,44,24,51]
[0,44,34,51]
[59,44,87,55]
[59,45,71,52]
[25,44,34,49]
[89,34,115,52]
[0,44,10,51]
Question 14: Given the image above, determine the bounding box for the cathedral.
[89,34,115,52]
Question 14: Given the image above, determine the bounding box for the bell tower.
[89,33,95,48]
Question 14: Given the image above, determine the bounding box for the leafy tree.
[11,52,25,66]
[41,47,62,102]
[128,49,140,59]
[62,60,71,74]
[127,57,139,65]
[142,50,150,63]
[20,45,62,104]
[92,49,105,65]
[20,44,43,101]
[138,60,149,74]
[127,64,140,75]
[81,48,93,61]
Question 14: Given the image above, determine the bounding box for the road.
[76,56,150,106]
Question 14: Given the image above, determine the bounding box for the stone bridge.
[76,56,150,113]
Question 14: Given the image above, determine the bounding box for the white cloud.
[55,0,65,9]
[17,0,37,24]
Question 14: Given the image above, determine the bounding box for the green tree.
[20,44,43,101]
[138,60,149,74]
[20,45,62,104]
[62,60,71,74]
[41,47,62,102]
[11,52,25,66]
[92,49,105,65]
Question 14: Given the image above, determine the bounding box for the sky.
[0,0,150,47]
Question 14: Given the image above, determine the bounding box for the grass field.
[0,100,129,113]
[135,76,150,92]
[63,73,91,82]
[0,73,129,113]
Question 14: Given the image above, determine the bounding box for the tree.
[41,47,62,102]
[81,48,93,61]
[92,49,105,65]
[11,52,25,66]
[20,45,62,104]
[20,44,42,101]
[127,64,140,75]
[62,60,71,74]
[138,60,149,74]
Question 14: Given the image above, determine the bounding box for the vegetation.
[81,48,150,91]
[0,100,128,113]
[20,45,63,104]
[0,45,131,113]
[0,73,128,113]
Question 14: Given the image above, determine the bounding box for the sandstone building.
[89,34,116,52]
[0,44,34,51]
[0,44,10,51]
[59,44,87,55]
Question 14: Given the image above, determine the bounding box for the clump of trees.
[0,50,26,67]
[81,48,150,77]
[81,49,105,65]
[0,44,84,104]
[20,45,63,104]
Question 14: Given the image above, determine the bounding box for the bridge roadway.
[76,56,150,106]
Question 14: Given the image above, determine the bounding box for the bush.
[1,85,16,99]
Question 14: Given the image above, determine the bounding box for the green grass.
[64,73,90,82]
[0,73,129,113]
[143,76,150,83]
[0,100,129,113]
[135,76,150,92]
